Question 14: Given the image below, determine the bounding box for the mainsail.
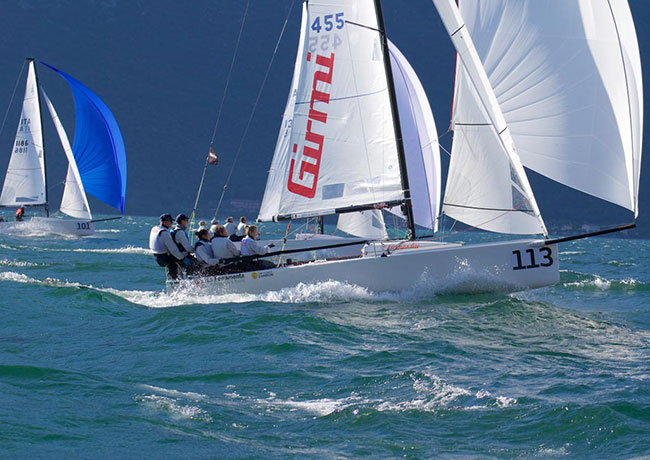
[0,60,46,207]
[42,63,127,214]
[456,0,643,218]
[258,0,404,222]
[40,89,92,220]
[432,0,547,236]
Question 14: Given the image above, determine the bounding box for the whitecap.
[135,394,212,422]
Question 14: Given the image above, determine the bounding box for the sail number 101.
[511,247,553,270]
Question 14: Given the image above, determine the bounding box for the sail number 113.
[511,247,553,270]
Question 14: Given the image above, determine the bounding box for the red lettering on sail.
[287,53,334,198]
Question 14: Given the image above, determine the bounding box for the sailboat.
[0,58,127,236]
[170,0,642,295]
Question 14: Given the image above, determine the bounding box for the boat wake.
[0,266,542,308]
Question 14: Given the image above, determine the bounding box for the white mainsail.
[456,0,643,218]
[41,89,92,220]
[432,0,547,236]
[0,61,46,207]
[258,0,404,222]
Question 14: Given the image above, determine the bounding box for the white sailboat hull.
[169,238,560,295]
[0,216,94,236]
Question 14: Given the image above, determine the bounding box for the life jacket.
[15,208,24,219]
[149,225,171,254]
[170,225,186,253]
[194,239,210,251]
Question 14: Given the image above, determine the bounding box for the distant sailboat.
[170,0,642,295]
[0,59,127,236]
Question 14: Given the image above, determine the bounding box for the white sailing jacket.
[211,236,240,259]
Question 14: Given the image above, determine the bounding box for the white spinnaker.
[258,3,308,222]
[0,61,46,207]
[258,0,404,222]
[457,0,643,217]
[41,89,92,220]
[387,39,441,232]
[432,0,547,236]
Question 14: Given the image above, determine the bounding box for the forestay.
[40,89,92,220]
[258,0,404,222]
[0,61,46,207]
[432,0,547,236]
[457,0,643,217]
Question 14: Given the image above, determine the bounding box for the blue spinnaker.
[42,62,127,213]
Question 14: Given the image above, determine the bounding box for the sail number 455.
[512,247,553,270]
[311,13,345,33]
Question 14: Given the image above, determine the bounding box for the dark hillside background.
[0,0,648,236]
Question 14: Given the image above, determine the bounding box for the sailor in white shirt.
[210,225,240,259]
[224,216,237,236]
[194,229,220,266]
[209,218,219,237]
[236,216,247,236]
[240,225,276,270]
[149,213,187,279]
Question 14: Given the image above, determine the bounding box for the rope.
[213,0,297,219]
[209,0,251,146]
[188,0,252,242]
[0,60,27,140]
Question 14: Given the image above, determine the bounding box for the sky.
[0,0,649,235]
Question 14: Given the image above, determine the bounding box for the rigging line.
[0,60,27,141]
[188,0,251,242]
[209,0,251,146]
[213,0,297,219]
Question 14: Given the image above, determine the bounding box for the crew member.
[236,217,247,235]
[209,218,219,236]
[231,216,247,241]
[224,216,236,236]
[171,213,193,253]
[149,214,187,279]
[15,206,25,222]
[211,225,240,259]
[241,225,275,269]
[194,229,221,272]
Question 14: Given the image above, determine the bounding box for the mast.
[374,0,416,240]
[29,57,49,216]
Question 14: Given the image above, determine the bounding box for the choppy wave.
[0,258,40,268]
[562,270,648,291]
[224,371,517,418]
[72,246,151,255]
[0,243,150,255]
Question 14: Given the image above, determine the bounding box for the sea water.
[0,216,649,459]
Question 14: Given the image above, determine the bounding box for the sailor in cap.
[149,213,188,279]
